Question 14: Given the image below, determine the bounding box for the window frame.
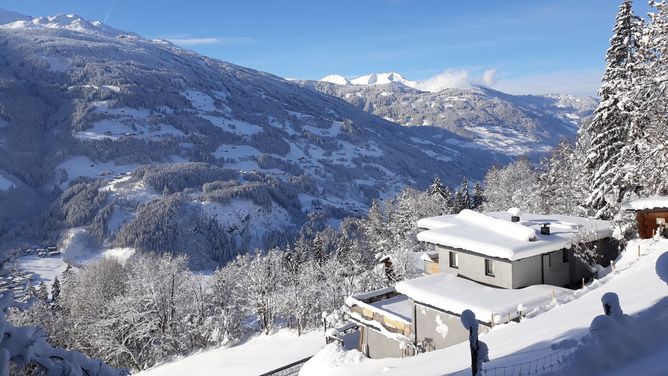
[484,258,495,277]
[449,251,459,269]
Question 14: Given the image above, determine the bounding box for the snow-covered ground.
[138,329,323,376]
[17,228,137,288]
[300,238,668,376]
[56,156,136,188]
[0,173,15,191]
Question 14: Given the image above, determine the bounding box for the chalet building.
[622,196,668,239]
[334,209,614,359]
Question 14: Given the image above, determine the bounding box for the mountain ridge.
[0,9,508,267]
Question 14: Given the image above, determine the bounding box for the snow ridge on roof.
[416,210,611,261]
[457,209,536,242]
[621,195,668,211]
[396,273,571,323]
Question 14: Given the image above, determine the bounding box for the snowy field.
[0,173,15,191]
[17,228,137,288]
[56,156,136,188]
[300,238,668,376]
[138,329,323,376]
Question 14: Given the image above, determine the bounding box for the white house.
[336,209,614,359]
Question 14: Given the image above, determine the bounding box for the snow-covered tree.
[454,177,471,212]
[483,157,541,213]
[583,0,644,218]
[51,277,61,304]
[1,292,119,375]
[471,182,484,210]
[36,281,49,303]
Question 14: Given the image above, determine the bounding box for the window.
[485,259,495,277]
[449,252,459,269]
[562,249,569,263]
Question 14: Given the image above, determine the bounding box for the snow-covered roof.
[416,209,611,261]
[395,273,571,324]
[345,288,411,325]
[621,196,668,211]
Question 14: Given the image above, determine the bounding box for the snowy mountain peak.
[0,8,31,25]
[350,72,418,87]
[320,74,351,85]
[0,10,128,37]
[319,72,418,88]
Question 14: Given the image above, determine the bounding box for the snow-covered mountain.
[321,72,418,88]
[0,9,508,268]
[301,78,598,155]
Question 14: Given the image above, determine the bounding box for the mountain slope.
[0,10,507,267]
[300,77,597,155]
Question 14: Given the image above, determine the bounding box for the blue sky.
[0,0,653,95]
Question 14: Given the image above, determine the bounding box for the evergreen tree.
[539,140,583,215]
[428,176,453,213]
[471,182,484,210]
[51,277,61,303]
[312,233,325,265]
[631,0,668,195]
[37,281,49,303]
[583,0,643,218]
[455,177,471,212]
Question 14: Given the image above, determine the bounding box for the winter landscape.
[0,0,667,375]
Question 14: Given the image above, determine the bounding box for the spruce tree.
[37,281,49,303]
[583,0,643,218]
[455,177,471,212]
[471,182,484,210]
[51,277,61,303]
[428,176,453,213]
[631,0,668,195]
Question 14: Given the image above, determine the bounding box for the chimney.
[541,223,551,235]
[507,207,523,223]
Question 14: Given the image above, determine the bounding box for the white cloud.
[482,68,497,87]
[414,67,600,96]
[166,36,255,46]
[415,69,471,92]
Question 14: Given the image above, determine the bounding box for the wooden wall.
[637,209,668,239]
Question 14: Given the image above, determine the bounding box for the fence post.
[461,309,479,376]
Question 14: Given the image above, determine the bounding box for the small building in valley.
[335,209,614,359]
[622,196,668,239]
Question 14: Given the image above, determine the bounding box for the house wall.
[437,245,595,289]
[510,255,542,288]
[414,303,490,351]
[359,325,404,359]
[437,246,513,289]
[637,210,668,239]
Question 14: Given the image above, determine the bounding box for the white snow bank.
[621,195,668,211]
[417,211,611,261]
[459,209,536,242]
[139,329,322,376]
[396,273,569,324]
[100,247,136,265]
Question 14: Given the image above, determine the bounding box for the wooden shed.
[622,196,668,239]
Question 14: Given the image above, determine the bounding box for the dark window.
[449,252,459,269]
[485,259,495,277]
[562,249,569,263]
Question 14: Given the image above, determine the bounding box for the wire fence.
[479,347,576,376]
